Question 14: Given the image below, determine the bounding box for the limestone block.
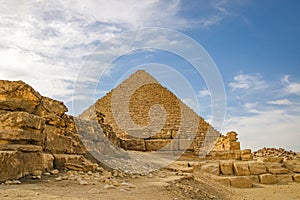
[276,174,293,183]
[259,174,278,184]
[145,139,171,151]
[293,167,300,173]
[43,114,66,127]
[53,154,97,172]
[44,127,72,154]
[178,139,193,151]
[283,159,300,171]
[248,161,267,175]
[268,167,289,174]
[220,161,234,175]
[0,144,43,152]
[41,153,54,171]
[40,96,68,116]
[293,174,300,182]
[0,111,45,130]
[0,80,41,113]
[200,162,220,175]
[210,176,230,186]
[241,149,253,161]
[0,151,53,182]
[233,161,250,176]
[120,138,145,151]
[0,129,44,144]
[230,176,253,188]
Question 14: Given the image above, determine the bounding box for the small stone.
[112,181,120,187]
[5,180,21,185]
[79,180,89,185]
[112,170,118,177]
[62,175,69,180]
[50,169,59,175]
[44,172,51,176]
[32,170,43,176]
[55,176,62,181]
[87,171,93,175]
[31,175,41,180]
[96,167,104,173]
[104,184,115,189]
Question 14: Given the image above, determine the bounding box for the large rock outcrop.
[0,80,95,182]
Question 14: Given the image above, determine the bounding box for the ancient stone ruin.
[0,80,96,182]
[79,70,220,155]
[0,70,300,189]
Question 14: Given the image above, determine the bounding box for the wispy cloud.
[198,89,211,97]
[229,73,267,90]
[267,98,292,105]
[224,107,300,151]
[282,75,300,96]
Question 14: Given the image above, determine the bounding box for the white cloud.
[229,73,267,90]
[282,75,300,96]
[199,89,211,97]
[267,98,292,105]
[223,108,300,151]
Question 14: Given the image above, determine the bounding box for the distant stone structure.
[79,70,221,155]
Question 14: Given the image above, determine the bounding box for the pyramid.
[79,70,221,155]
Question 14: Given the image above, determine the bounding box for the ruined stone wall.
[213,131,241,151]
[0,80,96,182]
[80,70,221,155]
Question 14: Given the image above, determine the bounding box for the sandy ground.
[0,171,299,200]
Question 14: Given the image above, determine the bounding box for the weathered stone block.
[201,162,220,175]
[259,174,278,184]
[53,154,97,172]
[268,167,289,174]
[0,80,41,113]
[220,161,234,175]
[0,151,52,182]
[293,174,300,182]
[0,129,44,144]
[276,174,293,183]
[0,111,45,130]
[145,139,171,151]
[33,96,67,117]
[230,176,253,188]
[233,161,250,176]
[44,129,72,154]
[120,138,145,151]
[248,161,267,175]
[0,144,43,152]
[283,160,300,171]
[293,167,300,173]
[241,149,252,161]
[178,139,193,151]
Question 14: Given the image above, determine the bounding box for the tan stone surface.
[233,161,250,176]
[79,70,221,154]
[259,174,278,184]
[294,174,300,182]
[248,161,267,175]
[200,162,220,175]
[220,161,234,175]
[229,176,253,188]
[0,80,41,113]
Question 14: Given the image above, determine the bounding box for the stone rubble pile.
[253,147,298,160]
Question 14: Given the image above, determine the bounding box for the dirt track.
[1,171,299,200]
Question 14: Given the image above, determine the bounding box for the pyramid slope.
[79,70,220,154]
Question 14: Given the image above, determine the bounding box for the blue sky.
[0,0,299,151]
